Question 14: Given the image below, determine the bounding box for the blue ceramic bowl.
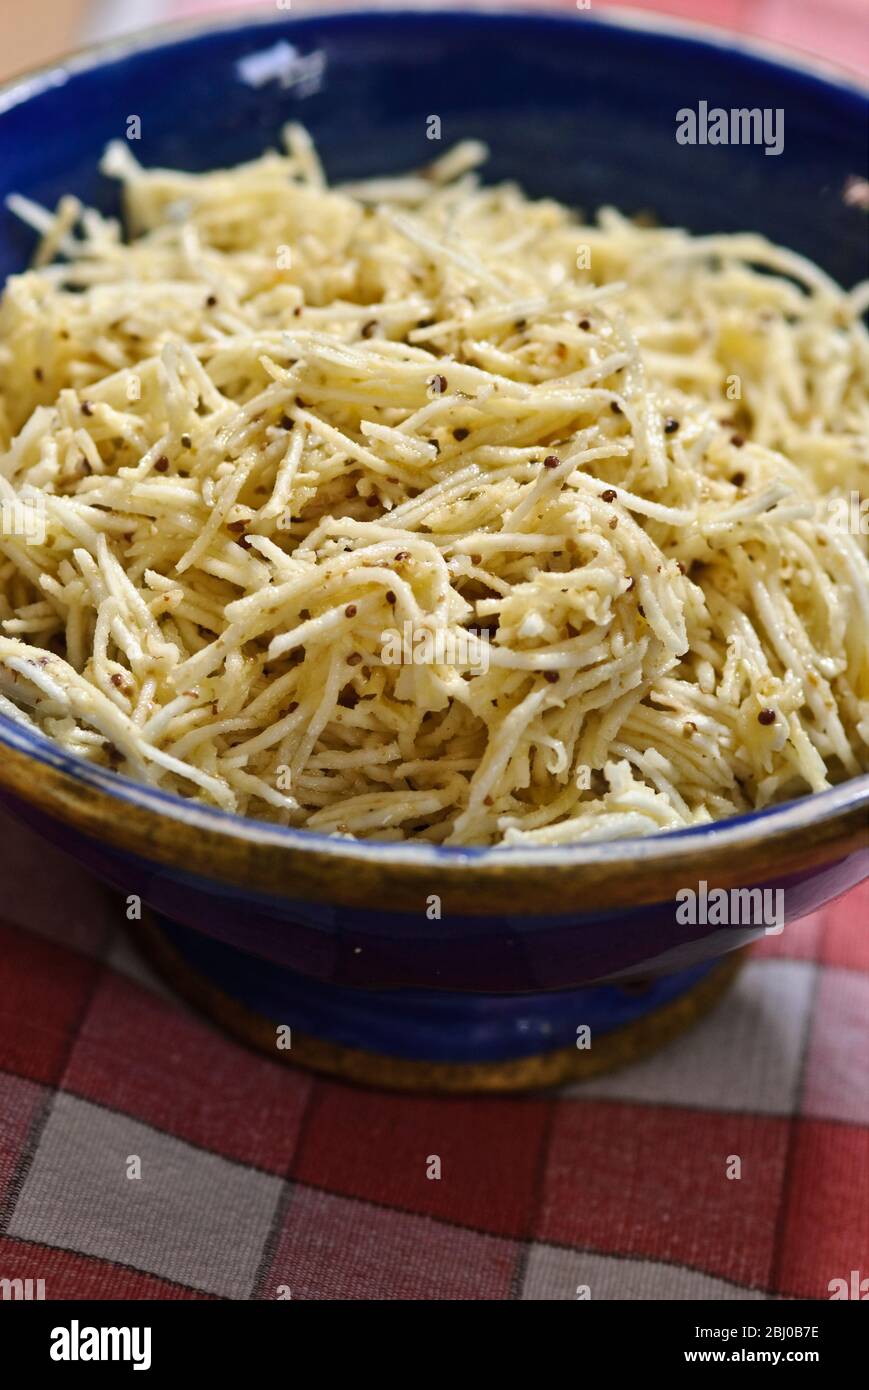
[1,6,867,1086]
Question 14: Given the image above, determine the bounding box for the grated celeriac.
[0,127,867,846]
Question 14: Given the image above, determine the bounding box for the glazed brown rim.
[1,735,867,914]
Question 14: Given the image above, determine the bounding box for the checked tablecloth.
[0,803,867,1300]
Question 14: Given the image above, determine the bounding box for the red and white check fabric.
[0,802,866,1300]
[115,0,869,79]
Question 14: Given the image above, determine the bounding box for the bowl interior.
[0,7,866,286]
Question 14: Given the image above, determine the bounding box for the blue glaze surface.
[6,781,867,994]
[0,9,866,1060]
[0,9,866,285]
[154,911,723,1063]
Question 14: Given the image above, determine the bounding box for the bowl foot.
[132,913,745,1093]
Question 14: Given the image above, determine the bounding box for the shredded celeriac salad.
[0,128,867,845]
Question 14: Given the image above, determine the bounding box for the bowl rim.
[1,1,867,112]
[0,1,866,881]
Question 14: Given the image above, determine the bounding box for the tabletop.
[1,803,867,1299]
